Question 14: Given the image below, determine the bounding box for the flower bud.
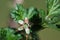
[24,17,29,24]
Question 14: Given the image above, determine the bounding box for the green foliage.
[46,0,60,30]
[39,9,46,23]
[10,4,36,22]
[0,28,22,40]
[0,28,6,40]
[39,0,60,30]
[27,7,37,19]
[46,0,60,23]
[10,4,26,21]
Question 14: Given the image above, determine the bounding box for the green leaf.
[27,7,36,19]
[42,0,60,30]
[39,9,46,23]
[46,0,60,23]
[0,28,23,40]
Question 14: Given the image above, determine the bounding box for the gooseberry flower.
[25,27,30,34]
[18,20,24,25]
[18,27,24,31]
[24,17,29,24]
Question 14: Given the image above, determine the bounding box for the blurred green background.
[0,0,60,40]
